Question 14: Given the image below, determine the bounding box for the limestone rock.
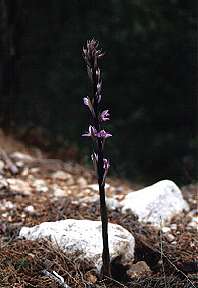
[121,180,189,225]
[19,219,135,272]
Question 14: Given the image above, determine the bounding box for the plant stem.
[92,56,111,278]
[98,181,111,277]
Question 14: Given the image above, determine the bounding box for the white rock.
[19,219,135,272]
[121,180,189,226]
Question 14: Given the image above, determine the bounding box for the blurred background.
[0,0,196,185]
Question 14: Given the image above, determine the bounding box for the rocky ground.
[0,130,197,288]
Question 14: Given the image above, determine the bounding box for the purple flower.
[99,110,110,122]
[96,94,101,104]
[96,68,101,78]
[82,125,98,138]
[83,96,89,106]
[102,158,110,185]
[97,81,102,94]
[97,129,112,138]
[83,96,95,116]
[91,153,98,175]
[91,152,98,162]
[103,158,110,171]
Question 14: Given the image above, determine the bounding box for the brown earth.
[0,129,197,288]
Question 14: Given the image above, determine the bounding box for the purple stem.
[83,40,111,277]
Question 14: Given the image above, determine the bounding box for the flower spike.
[82,39,111,277]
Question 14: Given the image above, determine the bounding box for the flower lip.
[83,97,89,106]
[83,97,95,117]
[82,125,98,137]
[97,129,112,138]
[99,110,110,122]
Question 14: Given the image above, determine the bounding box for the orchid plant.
[82,39,111,277]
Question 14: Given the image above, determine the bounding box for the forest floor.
[0,129,197,288]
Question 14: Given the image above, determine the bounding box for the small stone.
[115,194,125,201]
[127,261,151,278]
[10,152,33,162]
[0,177,8,190]
[187,209,198,218]
[7,178,31,195]
[52,171,74,185]
[80,195,98,203]
[0,200,16,210]
[165,233,175,242]
[0,160,5,172]
[84,271,97,283]
[71,200,79,205]
[21,212,26,218]
[30,167,40,174]
[52,185,66,197]
[170,224,177,230]
[76,177,87,187]
[15,161,24,168]
[187,221,198,230]
[114,186,125,193]
[24,205,36,215]
[32,179,48,193]
[21,167,29,176]
[105,197,122,210]
[161,227,171,233]
[0,223,6,234]
[2,212,8,218]
[88,183,110,192]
